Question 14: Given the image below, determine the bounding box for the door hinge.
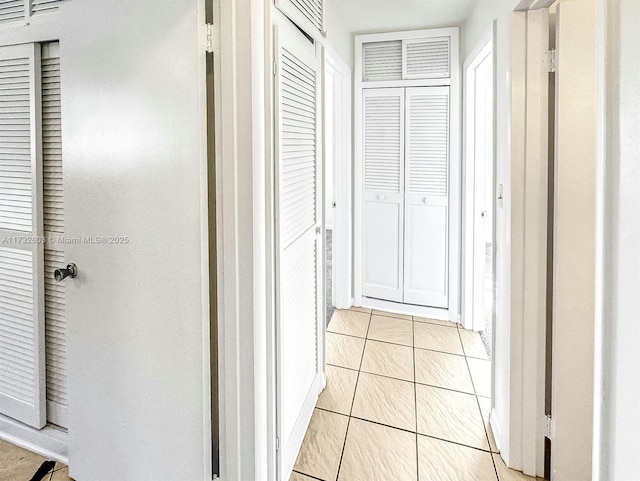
[275,437,280,451]
[206,23,215,53]
[546,414,553,438]
[273,60,278,76]
[546,49,557,73]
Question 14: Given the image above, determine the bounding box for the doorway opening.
[463,29,496,358]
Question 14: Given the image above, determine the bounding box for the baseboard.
[0,413,68,464]
[361,297,452,322]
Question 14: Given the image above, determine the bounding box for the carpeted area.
[326,229,334,326]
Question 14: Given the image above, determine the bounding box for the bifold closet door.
[0,43,46,429]
[361,88,405,302]
[274,19,323,480]
[404,86,450,308]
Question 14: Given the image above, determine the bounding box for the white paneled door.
[361,86,450,309]
[362,88,405,302]
[404,87,449,307]
[274,20,323,480]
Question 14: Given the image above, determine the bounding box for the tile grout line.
[458,327,500,480]
[334,310,372,481]
[330,328,484,359]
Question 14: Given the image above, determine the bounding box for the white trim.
[0,414,67,464]
[462,27,495,332]
[215,0,269,479]
[362,297,451,322]
[354,27,460,322]
[323,46,352,310]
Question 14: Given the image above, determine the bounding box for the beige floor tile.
[289,471,319,481]
[478,396,499,453]
[351,372,416,431]
[360,340,414,382]
[459,328,490,360]
[413,316,459,328]
[414,322,464,355]
[372,309,413,321]
[418,435,498,481]
[367,315,413,346]
[416,384,489,450]
[414,348,474,394]
[0,439,48,481]
[326,332,365,370]
[294,409,349,481]
[338,418,417,481]
[467,357,492,398]
[317,365,358,415]
[493,454,538,481]
[350,306,372,314]
[328,309,371,338]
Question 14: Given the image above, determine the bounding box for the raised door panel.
[361,88,404,303]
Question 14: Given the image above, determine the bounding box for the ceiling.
[327,0,477,35]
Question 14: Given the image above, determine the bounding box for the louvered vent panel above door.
[0,0,24,23]
[404,37,450,79]
[276,0,323,36]
[0,43,45,429]
[31,0,64,15]
[363,41,402,82]
[41,43,67,427]
[0,54,32,232]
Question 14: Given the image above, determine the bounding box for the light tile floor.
[0,439,72,480]
[291,308,540,481]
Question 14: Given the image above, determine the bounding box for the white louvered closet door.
[362,88,405,302]
[0,43,46,429]
[41,42,67,428]
[404,87,450,307]
[274,20,323,480]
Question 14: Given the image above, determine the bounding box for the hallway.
[290,308,535,481]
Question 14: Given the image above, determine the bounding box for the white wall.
[594,0,640,479]
[463,0,520,468]
[59,1,209,479]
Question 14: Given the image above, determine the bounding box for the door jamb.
[323,47,352,310]
[462,27,495,332]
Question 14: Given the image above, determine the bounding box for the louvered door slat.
[30,0,64,15]
[404,37,450,79]
[404,87,449,308]
[275,22,323,481]
[41,43,67,427]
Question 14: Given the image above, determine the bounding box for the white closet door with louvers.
[274,20,323,480]
[0,0,65,25]
[0,43,46,429]
[361,88,404,302]
[404,87,450,307]
[41,42,67,428]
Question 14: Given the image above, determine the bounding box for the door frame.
[462,26,496,332]
[323,46,352,310]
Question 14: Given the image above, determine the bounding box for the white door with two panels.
[363,86,450,309]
